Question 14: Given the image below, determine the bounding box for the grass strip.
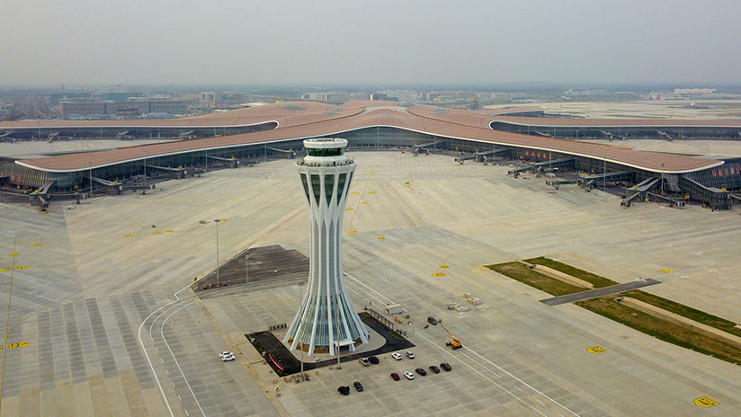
[486,261,587,296]
[577,297,741,366]
[622,290,741,338]
[523,256,617,288]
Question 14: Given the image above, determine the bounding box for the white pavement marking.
[463,348,580,416]
[137,282,200,417]
[138,303,179,417]
[412,329,550,417]
[346,279,582,417]
[345,272,395,304]
[160,300,206,417]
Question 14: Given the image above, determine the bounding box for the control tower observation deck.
[284,138,369,355]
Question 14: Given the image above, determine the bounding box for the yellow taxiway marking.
[587,346,606,354]
[31,243,43,247]
[163,230,174,233]
[440,264,449,269]
[661,268,674,273]
[0,341,30,351]
[694,396,718,408]
[152,231,162,235]
[124,234,134,237]
[351,191,360,195]
[377,236,385,240]
[15,265,29,270]
[347,230,357,234]
[219,218,229,222]
[362,202,368,205]
[368,191,378,194]
[346,208,353,211]
[10,253,18,257]
[432,272,446,277]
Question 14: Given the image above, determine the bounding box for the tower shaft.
[284,138,368,356]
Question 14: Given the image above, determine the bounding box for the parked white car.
[391,352,403,361]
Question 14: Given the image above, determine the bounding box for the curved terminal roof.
[491,115,741,128]
[11,101,725,174]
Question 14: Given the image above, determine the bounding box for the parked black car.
[415,368,427,376]
[440,362,452,372]
[427,316,438,325]
[429,365,440,374]
[353,381,364,392]
[338,385,350,395]
[368,356,379,365]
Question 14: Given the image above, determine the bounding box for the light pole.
[142,153,148,195]
[89,159,93,198]
[298,281,305,381]
[244,253,249,283]
[214,219,221,287]
[603,156,606,191]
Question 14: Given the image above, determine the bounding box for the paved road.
[540,279,662,306]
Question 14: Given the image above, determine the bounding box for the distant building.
[301,91,349,103]
[147,98,187,114]
[60,99,106,117]
[201,91,219,107]
[200,91,244,108]
[98,92,145,102]
[50,93,91,106]
[59,97,187,118]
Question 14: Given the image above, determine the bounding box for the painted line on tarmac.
[413,328,552,417]
[346,280,581,417]
[345,285,550,416]
[159,300,205,416]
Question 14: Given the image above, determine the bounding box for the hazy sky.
[1,0,740,86]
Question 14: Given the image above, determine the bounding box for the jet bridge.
[622,177,661,207]
[266,147,297,159]
[508,158,575,175]
[29,181,55,210]
[578,171,635,190]
[412,140,443,155]
[147,165,191,178]
[455,148,512,164]
[678,176,730,210]
[205,155,240,168]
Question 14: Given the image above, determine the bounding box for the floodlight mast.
[284,138,369,357]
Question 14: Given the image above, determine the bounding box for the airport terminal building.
[1,101,740,209]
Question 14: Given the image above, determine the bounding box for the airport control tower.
[284,138,369,356]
